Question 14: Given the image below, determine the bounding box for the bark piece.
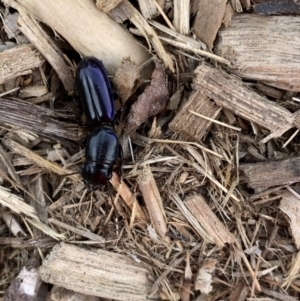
[280,191,300,248]
[125,59,169,133]
[184,194,236,247]
[138,166,170,243]
[40,243,155,301]
[113,58,140,102]
[0,44,44,84]
[215,14,300,91]
[0,98,82,143]
[17,11,74,93]
[254,0,300,15]
[4,258,48,301]
[169,91,221,142]
[3,0,149,75]
[193,0,227,50]
[240,156,300,189]
[193,65,294,142]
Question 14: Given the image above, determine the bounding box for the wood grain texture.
[3,0,149,74]
[193,65,294,139]
[0,44,44,84]
[215,14,300,91]
[240,157,300,189]
[40,243,155,301]
[169,91,221,142]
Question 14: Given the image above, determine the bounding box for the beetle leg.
[114,145,123,179]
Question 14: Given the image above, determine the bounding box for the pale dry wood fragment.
[195,258,217,294]
[279,191,300,248]
[138,0,163,19]
[194,65,294,141]
[0,185,38,220]
[51,286,101,301]
[3,258,48,301]
[230,0,243,12]
[48,218,105,242]
[95,0,123,13]
[0,98,81,142]
[282,250,300,287]
[215,14,300,91]
[120,0,174,72]
[2,211,26,236]
[18,86,48,99]
[110,172,149,225]
[173,0,190,34]
[0,143,21,185]
[222,2,235,27]
[3,0,149,75]
[138,166,170,243]
[169,91,221,142]
[193,0,227,50]
[184,194,236,247]
[240,156,300,189]
[17,11,74,93]
[0,44,44,84]
[40,243,154,301]
[3,139,79,181]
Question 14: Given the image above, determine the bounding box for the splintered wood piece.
[0,98,82,143]
[173,0,190,34]
[0,44,44,84]
[17,11,74,93]
[240,157,300,189]
[3,139,78,181]
[279,191,300,249]
[138,166,170,243]
[51,286,101,301]
[169,91,221,142]
[215,14,300,91]
[40,243,154,301]
[3,0,149,75]
[184,194,236,247]
[110,172,149,225]
[193,0,227,50]
[194,65,294,141]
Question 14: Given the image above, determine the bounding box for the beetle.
[75,57,122,187]
[75,57,115,126]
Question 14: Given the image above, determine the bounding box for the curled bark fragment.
[125,58,169,134]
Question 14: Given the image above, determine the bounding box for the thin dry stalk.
[138,166,170,243]
[173,0,190,34]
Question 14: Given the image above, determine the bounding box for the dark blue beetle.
[75,57,122,187]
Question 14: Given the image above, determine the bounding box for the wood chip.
[138,166,170,243]
[169,91,221,142]
[193,0,227,50]
[240,156,300,189]
[184,194,236,247]
[0,44,44,85]
[194,65,294,142]
[95,0,123,13]
[279,191,300,248]
[215,14,300,91]
[195,259,217,294]
[40,243,155,301]
[173,0,190,34]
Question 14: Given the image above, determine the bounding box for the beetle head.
[81,162,112,187]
